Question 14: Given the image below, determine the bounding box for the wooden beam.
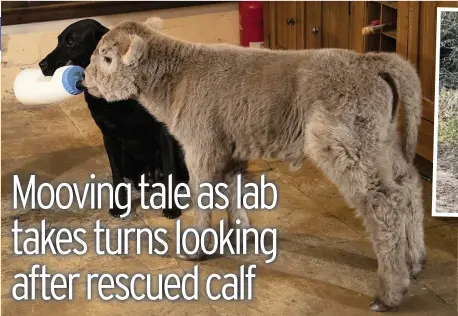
[2,1,230,26]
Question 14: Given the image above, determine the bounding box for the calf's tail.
[365,52,423,163]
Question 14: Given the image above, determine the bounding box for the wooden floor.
[1,96,457,315]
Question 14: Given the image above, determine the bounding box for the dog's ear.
[144,17,163,32]
[122,35,146,65]
[94,25,109,41]
[90,20,109,44]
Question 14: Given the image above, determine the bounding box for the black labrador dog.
[39,19,189,218]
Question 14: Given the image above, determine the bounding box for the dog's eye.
[103,56,112,64]
[66,39,75,47]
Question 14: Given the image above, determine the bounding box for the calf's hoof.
[411,255,427,278]
[162,208,182,219]
[369,298,392,312]
[175,237,208,261]
[176,249,206,261]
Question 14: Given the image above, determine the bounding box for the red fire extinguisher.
[239,1,264,48]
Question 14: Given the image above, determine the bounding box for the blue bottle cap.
[61,66,85,95]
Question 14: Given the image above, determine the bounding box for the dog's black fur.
[39,19,189,218]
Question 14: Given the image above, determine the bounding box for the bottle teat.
[61,66,85,95]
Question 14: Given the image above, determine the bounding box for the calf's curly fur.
[84,18,426,312]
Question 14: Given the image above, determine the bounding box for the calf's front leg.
[175,148,231,261]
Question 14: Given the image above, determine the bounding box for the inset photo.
[433,7,458,216]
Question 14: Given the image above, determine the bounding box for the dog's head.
[39,19,108,76]
[83,18,163,101]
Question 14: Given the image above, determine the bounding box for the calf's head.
[83,18,163,101]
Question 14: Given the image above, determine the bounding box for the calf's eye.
[104,56,112,64]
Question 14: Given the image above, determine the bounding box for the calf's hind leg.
[306,122,410,312]
[362,187,410,312]
[224,160,251,231]
[404,166,426,277]
[391,149,426,277]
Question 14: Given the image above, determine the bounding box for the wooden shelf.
[365,1,398,53]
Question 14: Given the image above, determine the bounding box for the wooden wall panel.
[349,1,366,53]
[321,2,351,49]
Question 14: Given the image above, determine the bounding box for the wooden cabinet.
[264,2,304,49]
[264,1,352,50]
[264,1,458,175]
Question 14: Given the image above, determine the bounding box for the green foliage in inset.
[440,11,458,89]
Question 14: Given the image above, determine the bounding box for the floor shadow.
[1,145,106,197]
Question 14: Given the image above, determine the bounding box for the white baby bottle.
[14,65,85,106]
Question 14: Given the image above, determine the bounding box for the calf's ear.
[144,17,163,32]
[122,35,145,66]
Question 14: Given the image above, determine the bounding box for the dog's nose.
[39,60,48,70]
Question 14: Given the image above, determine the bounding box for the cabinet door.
[265,1,304,49]
[304,1,322,48]
[303,1,351,50]
[321,1,351,49]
